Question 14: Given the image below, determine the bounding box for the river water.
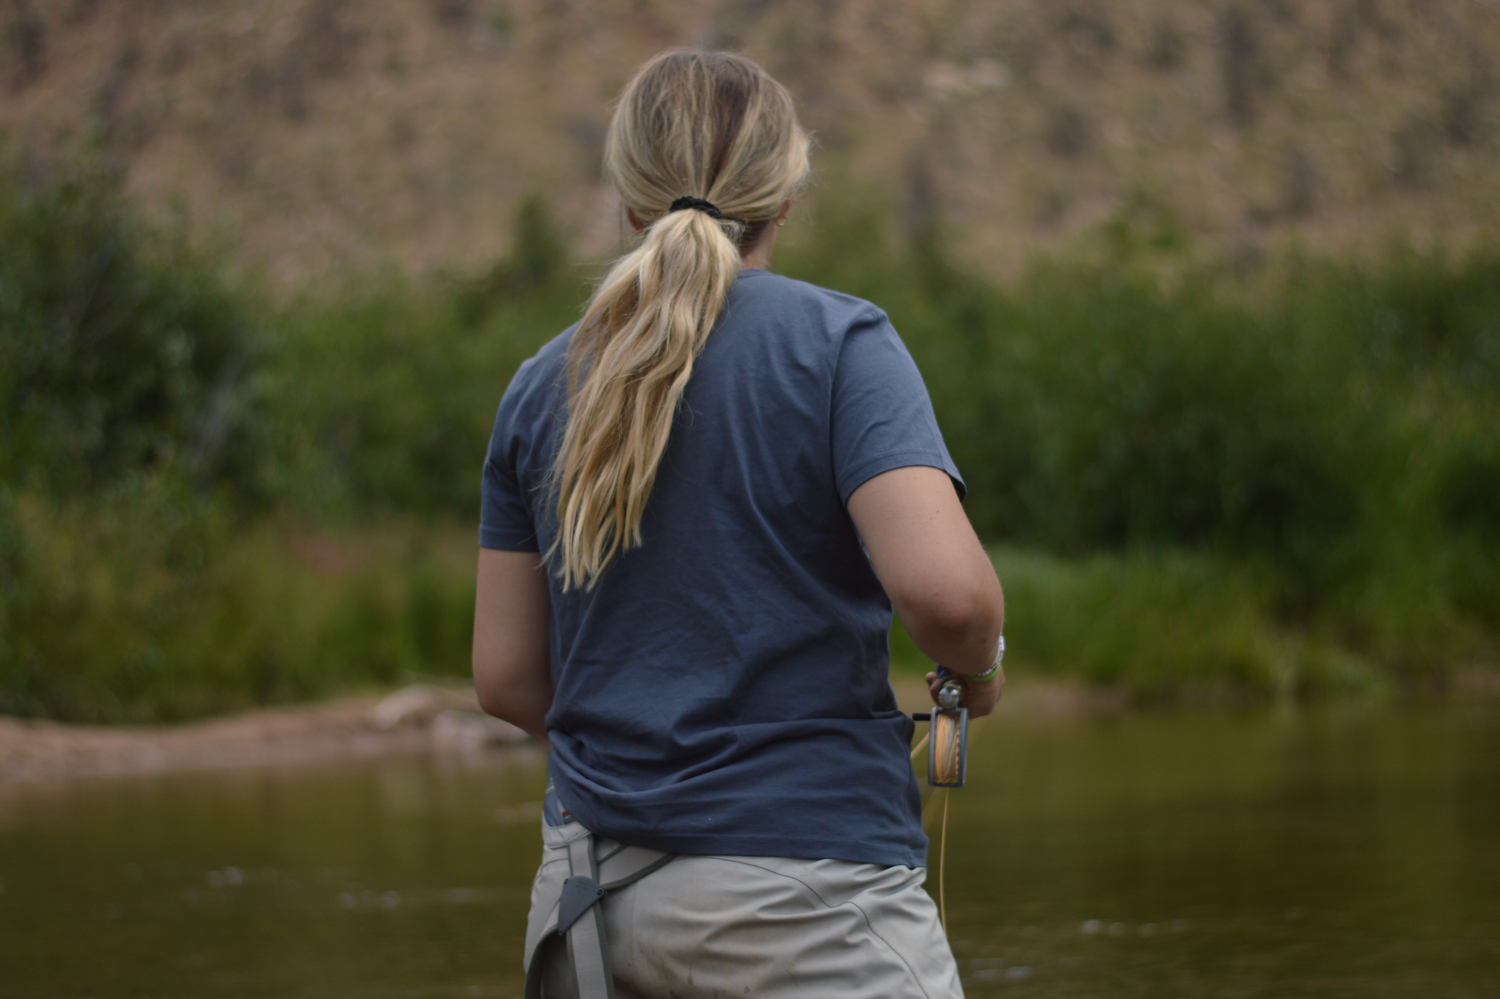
[2,698,1497,998]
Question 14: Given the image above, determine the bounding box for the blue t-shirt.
[480,269,963,869]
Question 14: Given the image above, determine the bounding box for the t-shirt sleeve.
[830,310,966,504]
[479,361,543,552]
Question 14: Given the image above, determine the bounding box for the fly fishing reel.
[913,676,968,788]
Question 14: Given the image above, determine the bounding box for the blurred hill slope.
[3,0,1498,286]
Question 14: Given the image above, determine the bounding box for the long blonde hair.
[548,50,811,590]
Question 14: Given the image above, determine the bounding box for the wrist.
[943,635,1005,683]
[970,662,1002,683]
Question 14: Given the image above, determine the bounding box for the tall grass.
[0,486,477,722]
[2,159,1496,720]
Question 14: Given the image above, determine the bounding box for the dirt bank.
[0,683,527,787]
[0,678,1124,788]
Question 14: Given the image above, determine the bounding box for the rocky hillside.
[3,0,1498,286]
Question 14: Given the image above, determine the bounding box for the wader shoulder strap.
[524,828,676,999]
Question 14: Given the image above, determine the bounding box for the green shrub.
[779,205,1374,568]
[3,166,1497,720]
[988,546,1389,699]
[0,486,476,723]
[259,199,588,519]
[0,155,264,497]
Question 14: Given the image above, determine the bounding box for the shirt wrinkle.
[480,272,963,869]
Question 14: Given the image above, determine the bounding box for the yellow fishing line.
[916,703,996,938]
[932,712,962,784]
[938,787,951,934]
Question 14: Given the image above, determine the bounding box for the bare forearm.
[845,465,1007,716]
[472,548,554,744]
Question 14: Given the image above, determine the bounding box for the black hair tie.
[669,196,723,219]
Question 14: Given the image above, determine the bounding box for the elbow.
[472,650,510,720]
[903,588,992,646]
[893,574,1004,667]
[473,678,503,720]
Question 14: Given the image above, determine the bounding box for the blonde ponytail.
[548,50,810,590]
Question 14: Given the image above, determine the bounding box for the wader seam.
[701,857,938,999]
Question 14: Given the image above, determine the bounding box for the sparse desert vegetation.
[1,0,1497,286]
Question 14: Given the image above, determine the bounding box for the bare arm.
[472,548,553,741]
[846,465,1006,715]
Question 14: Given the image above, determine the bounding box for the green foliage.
[260,199,587,519]
[951,267,1366,566]
[0,487,475,723]
[2,165,1497,720]
[989,547,1389,699]
[1322,250,1500,392]
[781,202,1498,690]
[0,156,264,497]
[454,194,573,326]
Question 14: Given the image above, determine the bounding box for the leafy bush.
[259,198,588,519]
[784,207,1496,576]
[986,546,1389,699]
[3,165,1497,719]
[0,156,264,497]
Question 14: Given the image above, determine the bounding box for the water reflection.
[1,701,1496,998]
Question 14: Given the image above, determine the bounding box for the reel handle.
[913,672,968,788]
